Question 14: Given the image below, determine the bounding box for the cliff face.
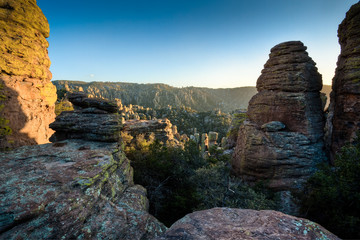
[0,0,57,148]
[329,2,360,158]
[232,41,326,191]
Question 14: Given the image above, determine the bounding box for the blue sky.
[37,0,358,88]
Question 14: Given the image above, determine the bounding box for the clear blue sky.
[37,0,358,88]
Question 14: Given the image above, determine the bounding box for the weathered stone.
[257,41,322,93]
[0,140,166,239]
[50,111,122,142]
[0,0,57,148]
[328,2,360,159]
[50,93,123,142]
[122,119,178,144]
[68,92,119,113]
[232,41,326,192]
[157,208,339,240]
[261,121,286,132]
[233,122,325,190]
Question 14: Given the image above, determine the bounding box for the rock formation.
[157,208,339,240]
[0,140,166,239]
[0,0,57,148]
[328,2,360,159]
[50,92,122,142]
[232,41,326,191]
[122,118,178,144]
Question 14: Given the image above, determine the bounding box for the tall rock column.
[0,0,57,148]
[329,2,360,159]
[232,41,326,192]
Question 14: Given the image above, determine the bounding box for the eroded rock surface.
[232,41,326,191]
[123,118,178,144]
[157,208,339,240]
[0,140,166,239]
[0,0,57,148]
[329,2,360,158]
[50,92,122,142]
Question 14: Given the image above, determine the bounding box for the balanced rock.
[50,93,122,142]
[0,140,166,239]
[0,0,57,148]
[329,2,360,158]
[232,41,326,191]
[157,208,339,240]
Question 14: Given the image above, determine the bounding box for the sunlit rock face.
[232,41,326,191]
[0,0,57,148]
[328,2,360,160]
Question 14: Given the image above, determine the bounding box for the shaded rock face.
[157,208,339,240]
[0,0,57,148]
[123,118,178,144]
[329,2,360,159]
[232,41,326,191]
[0,140,166,239]
[50,92,122,142]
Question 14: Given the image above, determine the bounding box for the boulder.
[0,0,57,148]
[0,140,166,239]
[232,41,326,191]
[157,208,339,240]
[328,2,360,159]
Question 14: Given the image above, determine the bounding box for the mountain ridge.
[53,80,331,113]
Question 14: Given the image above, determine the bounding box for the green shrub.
[126,136,280,227]
[300,134,360,239]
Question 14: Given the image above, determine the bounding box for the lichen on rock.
[0,0,57,149]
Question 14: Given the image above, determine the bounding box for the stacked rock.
[232,41,326,191]
[50,92,122,142]
[329,2,360,159]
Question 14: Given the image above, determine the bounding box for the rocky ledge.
[0,140,166,239]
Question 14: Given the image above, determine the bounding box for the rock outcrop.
[122,119,178,144]
[232,41,326,191]
[50,92,122,142]
[157,208,339,240]
[0,0,57,148]
[328,2,360,159]
[0,140,166,239]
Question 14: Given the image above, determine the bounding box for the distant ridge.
[52,80,331,112]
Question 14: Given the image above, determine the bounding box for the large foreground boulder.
[0,140,166,239]
[232,41,326,191]
[157,208,339,240]
[0,0,57,148]
[328,2,360,159]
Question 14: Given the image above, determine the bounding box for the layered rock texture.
[157,208,339,240]
[50,92,122,142]
[0,140,166,239]
[123,119,178,144]
[232,41,326,191]
[328,2,360,158]
[0,0,57,148]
